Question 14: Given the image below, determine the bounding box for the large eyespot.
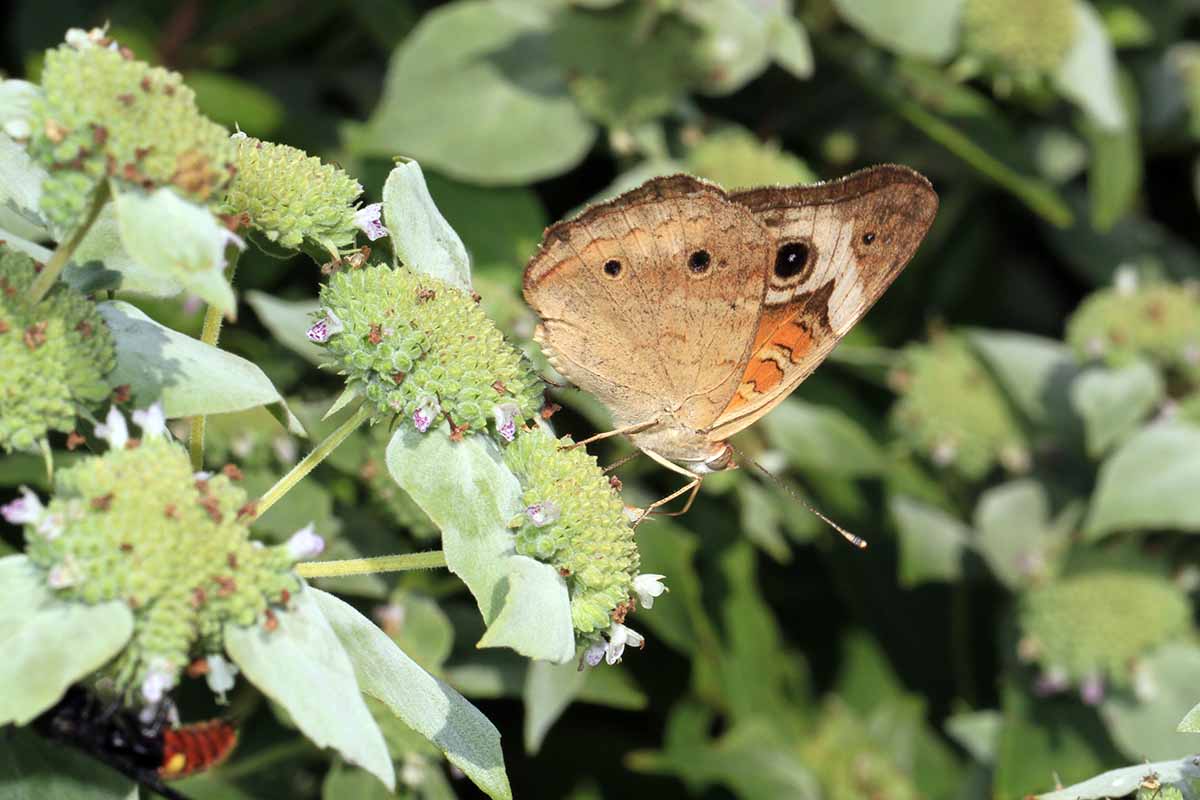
[861,232,876,245]
[603,259,622,278]
[688,250,711,273]
[774,242,809,279]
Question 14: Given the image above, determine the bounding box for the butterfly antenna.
[727,443,868,550]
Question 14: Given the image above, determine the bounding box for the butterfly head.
[692,442,736,474]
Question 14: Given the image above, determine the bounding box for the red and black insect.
[32,686,238,800]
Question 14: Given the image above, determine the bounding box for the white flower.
[492,402,520,442]
[47,556,81,589]
[231,130,249,141]
[413,395,440,433]
[204,655,239,703]
[65,27,109,50]
[141,659,178,704]
[605,622,644,665]
[582,640,606,669]
[633,574,668,609]
[193,470,213,481]
[96,406,129,450]
[306,310,344,343]
[354,202,388,241]
[2,486,44,525]
[526,500,560,527]
[1114,264,1138,295]
[286,523,325,560]
[131,403,167,439]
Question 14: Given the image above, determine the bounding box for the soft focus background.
[6,1,1200,798]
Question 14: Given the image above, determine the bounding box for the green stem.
[28,182,110,304]
[189,260,239,470]
[254,403,372,517]
[296,550,447,578]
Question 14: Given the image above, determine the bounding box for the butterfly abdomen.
[159,719,238,779]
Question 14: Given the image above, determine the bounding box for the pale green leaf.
[770,13,814,79]
[63,203,186,296]
[245,290,324,364]
[1070,361,1163,458]
[385,425,575,663]
[349,1,595,184]
[524,658,588,754]
[831,0,965,61]
[945,710,1002,765]
[113,186,238,317]
[1037,755,1200,799]
[313,588,512,800]
[97,300,304,434]
[967,329,1080,429]
[1101,643,1200,760]
[224,585,395,791]
[0,132,48,234]
[1085,421,1200,539]
[973,481,1073,589]
[889,495,969,586]
[382,160,472,291]
[1054,0,1126,131]
[0,555,133,725]
[760,399,884,478]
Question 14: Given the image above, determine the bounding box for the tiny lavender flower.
[306,310,344,344]
[95,406,129,450]
[633,574,668,609]
[492,403,520,442]
[526,500,561,527]
[1079,674,1105,706]
[582,640,606,669]
[413,396,440,433]
[2,486,44,525]
[286,523,325,560]
[1033,667,1070,696]
[131,402,167,439]
[605,622,644,665]
[204,654,239,703]
[354,202,388,241]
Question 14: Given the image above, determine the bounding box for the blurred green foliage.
[6,0,1200,798]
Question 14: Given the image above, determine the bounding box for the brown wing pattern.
[706,165,938,442]
[523,175,775,431]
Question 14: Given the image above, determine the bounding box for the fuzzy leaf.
[831,0,964,61]
[1085,421,1200,538]
[967,330,1079,429]
[97,300,304,434]
[113,186,238,317]
[761,399,884,478]
[1054,0,1126,131]
[889,495,969,586]
[524,658,588,754]
[385,425,575,662]
[1070,361,1163,458]
[223,585,395,791]
[973,481,1074,589]
[313,588,512,800]
[382,161,472,291]
[349,1,595,184]
[245,290,324,365]
[1037,754,1200,799]
[1101,643,1200,761]
[63,204,185,296]
[0,131,48,234]
[0,555,133,725]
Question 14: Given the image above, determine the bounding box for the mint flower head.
[961,0,1078,76]
[10,404,320,704]
[27,31,234,231]
[0,245,115,452]
[314,264,543,437]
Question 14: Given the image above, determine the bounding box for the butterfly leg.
[631,450,704,527]
[565,418,658,450]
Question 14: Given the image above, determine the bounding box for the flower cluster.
[4,405,321,704]
[222,133,376,254]
[889,333,1028,479]
[1066,276,1200,386]
[27,30,234,232]
[0,244,115,451]
[1017,568,1191,704]
[961,0,1077,76]
[311,264,543,437]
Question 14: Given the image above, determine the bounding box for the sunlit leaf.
[973,481,1076,589]
[890,494,969,586]
[1100,642,1200,760]
[1037,755,1200,799]
[831,0,964,61]
[1070,361,1163,458]
[761,399,884,478]
[382,160,471,291]
[1054,0,1126,131]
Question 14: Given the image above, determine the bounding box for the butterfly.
[523,165,937,523]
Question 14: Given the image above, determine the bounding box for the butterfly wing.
[706,165,938,442]
[523,175,774,433]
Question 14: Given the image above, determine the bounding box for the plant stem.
[188,259,239,471]
[296,550,447,578]
[254,403,372,517]
[28,182,110,304]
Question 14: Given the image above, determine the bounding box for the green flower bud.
[15,406,312,701]
[1019,569,1191,689]
[1066,280,1200,384]
[222,134,364,253]
[27,35,233,231]
[315,265,543,436]
[0,245,115,451]
[890,333,1028,480]
[961,0,1077,75]
[503,429,639,635]
[686,127,815,190]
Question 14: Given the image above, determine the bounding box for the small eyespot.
[862,232,876,245]
[774,242,809,279]
[603,259,621,277]
[688,250,711,273]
